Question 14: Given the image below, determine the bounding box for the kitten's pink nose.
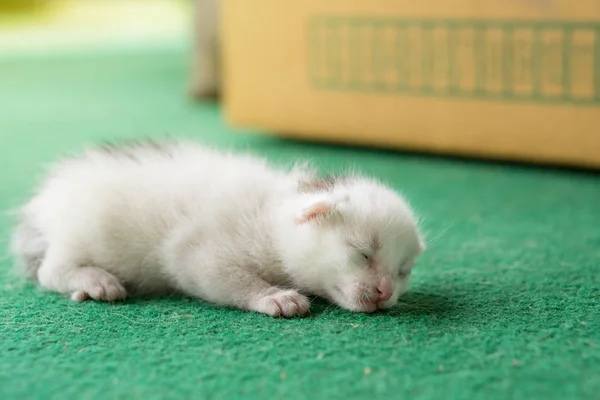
[376,283,393,302]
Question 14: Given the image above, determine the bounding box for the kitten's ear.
[296,194,348,224]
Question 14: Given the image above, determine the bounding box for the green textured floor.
[1,47,599,400]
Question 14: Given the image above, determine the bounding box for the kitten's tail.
[11,212,47,280]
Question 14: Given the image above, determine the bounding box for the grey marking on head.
[97,139,176,161]
[298,175,347,194]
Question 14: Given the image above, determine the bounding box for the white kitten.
[11,141,425,317]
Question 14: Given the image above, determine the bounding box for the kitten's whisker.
[388,227,411,241]
[426,222,454,247]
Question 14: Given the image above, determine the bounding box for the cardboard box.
[222,0,600,168]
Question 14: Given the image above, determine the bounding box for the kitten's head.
[276,176,425,313]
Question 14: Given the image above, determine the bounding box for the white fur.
[11,141,425,317]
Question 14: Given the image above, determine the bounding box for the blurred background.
[0,0,190,55]
[2,0,598,168]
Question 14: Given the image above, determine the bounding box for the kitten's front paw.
[253,289,310,318]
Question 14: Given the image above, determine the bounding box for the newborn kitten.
[11,141,425,317]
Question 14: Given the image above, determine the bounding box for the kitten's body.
[12,141,424,317]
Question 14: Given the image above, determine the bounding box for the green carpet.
[1,46,599,400]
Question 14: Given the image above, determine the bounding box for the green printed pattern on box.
[307,17,600,105]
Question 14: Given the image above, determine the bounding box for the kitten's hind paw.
[69,267,126,302]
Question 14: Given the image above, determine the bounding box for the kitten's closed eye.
[348,241,373,263]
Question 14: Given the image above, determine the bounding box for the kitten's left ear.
[296,194,348,224]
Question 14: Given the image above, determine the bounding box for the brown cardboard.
[221,0,600,168]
